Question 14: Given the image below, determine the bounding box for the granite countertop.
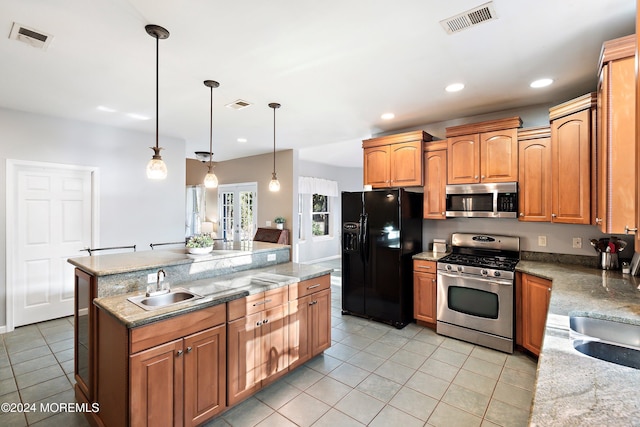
[68,241,289,276]
[94,262,332,329]
[412,251,450,262]
[516,261,640,426]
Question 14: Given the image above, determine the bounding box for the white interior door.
[8,162,95,327]
[218,183,257,242]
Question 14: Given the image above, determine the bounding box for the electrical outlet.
[266,220,272,227]
[573,237,582,249]
[147,273,164,284]
[538,236,547,247]
[267,254,276,261]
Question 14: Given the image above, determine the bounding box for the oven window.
[448,286,499,319]
[447,194,493,212]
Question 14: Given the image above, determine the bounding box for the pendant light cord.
[155,34,159,151]
[209,85,213,170]
[272,106,276,174]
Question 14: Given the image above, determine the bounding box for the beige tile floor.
[0,259,537,426]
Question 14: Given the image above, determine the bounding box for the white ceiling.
[0,0,636,167]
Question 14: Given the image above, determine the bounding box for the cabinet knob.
[441,212,445,216]
[186,346,192,353]
[262,319,269,324]
[519,213,524,217]
[474,176,479,179]
[625,226,638,234]
[595,218,602,225]
[256,322,262,326]
[481,175,485,179]
[551,213,557,218]
[176,350,183,357]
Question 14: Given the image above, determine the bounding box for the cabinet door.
[310,289,331,356]
[551,109,591,224]
[227,313,261,406]
[424,149,447,219]
[413,271,436,324]
[518,138,552,221]
[183,325,226,427]
[521,274,552,356]
[390,141,423,187]
[481,129,518,182]
[288,296,311,370]
[130,339,183,427]
[448,134,480,184]
[74,268,96,401]
[364,146,390,188]
[261,304,289,384]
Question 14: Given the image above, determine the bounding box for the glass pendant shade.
[269,172,280,192]
[146,146,167,179]
[204,166,218,188]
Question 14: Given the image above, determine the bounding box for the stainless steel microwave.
[445,182,518,218]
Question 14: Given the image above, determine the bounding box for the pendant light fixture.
[203,80,220,188]
[145,24,170,180]
[268,102,281,192]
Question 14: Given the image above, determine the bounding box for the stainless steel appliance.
[342,189,423,328]
[445,182,518,218]
[436,233,520,353]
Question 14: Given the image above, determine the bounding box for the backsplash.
[520,251,599,268]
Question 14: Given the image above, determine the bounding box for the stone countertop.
[412,251,450,262]
[516,261,640,426]
[67,241,289,276]
[93,262,332,329]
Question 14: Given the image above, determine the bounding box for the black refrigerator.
[341,189,423,328]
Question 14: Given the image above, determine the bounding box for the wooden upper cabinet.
[446,116,522,184]
[597,34,637,235]
[480,129,518,182]
[550,94,595,225]
[637,29,640,253]
[363,130,432,188]
[518,127,552,222]
[447,134,479,184]
[423,143,447,219]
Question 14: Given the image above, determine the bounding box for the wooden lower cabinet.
[95,304,226,427]
[413,260,437,326]
[227,295,289,406]
[517,273,553,356]
[288,288,331,369]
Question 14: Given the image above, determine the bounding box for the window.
[312,194,330,237]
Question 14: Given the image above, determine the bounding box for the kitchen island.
[516,261,640,426]
[68,242,333,427]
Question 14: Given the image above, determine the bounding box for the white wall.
[0,108,186,327]
[296,160,362,263]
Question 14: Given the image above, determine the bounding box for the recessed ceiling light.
[237,138,247,143]
[381,113,395,120]
[127,113,150,120]
[97,105,117,113]
[445,83,465,92]
[530,78,553,88]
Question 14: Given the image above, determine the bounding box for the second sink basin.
[128,288,203,311]
[570,316,640,369]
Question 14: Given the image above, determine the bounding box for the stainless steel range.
[436,233,520,353]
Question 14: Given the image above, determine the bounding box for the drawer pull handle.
[253,299,272,306]
[417,265,432,269]
[257,322,262,326]
[307,284,321,290]
[625,226,638,234]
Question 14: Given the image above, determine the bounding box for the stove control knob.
[446,264,452,271]
[456,265,463,272]
[494,271,501,277]
[481,269,488,276]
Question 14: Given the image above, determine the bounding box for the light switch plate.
[573,237,582,249]
[266,220,272,227]
[538,236,547,247]
[267,254,276,261]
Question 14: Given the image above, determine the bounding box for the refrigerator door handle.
[360,213,369,264]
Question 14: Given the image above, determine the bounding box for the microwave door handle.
[493,191,498,216]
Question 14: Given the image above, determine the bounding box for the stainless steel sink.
[127,288,202,311]
[570,316,640,369]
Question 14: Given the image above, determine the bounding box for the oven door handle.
[437,271,513,286]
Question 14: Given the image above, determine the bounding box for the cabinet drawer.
[227,287,289,321]
[130,304,226,354]
[289,274,331,300]
[413,260,436,272]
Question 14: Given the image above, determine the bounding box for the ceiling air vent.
[9,22,53,50]
[225,99,252,110]
[440,2,498,35]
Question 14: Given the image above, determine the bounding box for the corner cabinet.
[596,34,637,235]
[93,304,227,427]
[517,127,552,222]
[446,117,522,184]
[549,93,596,225]
[516,273,552,357]
[363,130,433,188]
[413,260,437,327]
[423,142,447,219]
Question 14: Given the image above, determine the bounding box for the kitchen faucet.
[146,269,169,297]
